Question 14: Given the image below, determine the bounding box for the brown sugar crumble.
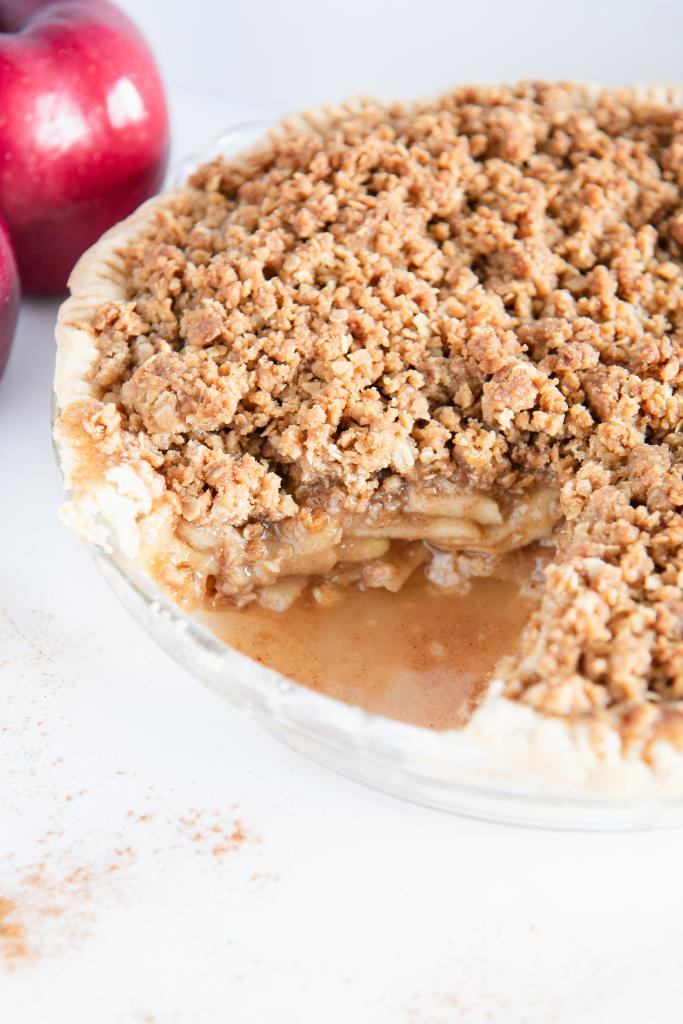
[62,82,683,749]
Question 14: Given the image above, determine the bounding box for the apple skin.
[0,0,170,294]
[0,209,19,379]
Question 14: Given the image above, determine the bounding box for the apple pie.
[54,82,683,786]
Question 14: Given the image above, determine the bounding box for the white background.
[3,1,683,1021]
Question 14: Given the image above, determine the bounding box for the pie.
[54,82,683,792]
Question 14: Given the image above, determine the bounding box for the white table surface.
[4,5,683,1019]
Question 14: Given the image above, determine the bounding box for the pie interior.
[54,82,683,785]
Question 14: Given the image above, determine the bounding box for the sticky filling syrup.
[200,544,550,731]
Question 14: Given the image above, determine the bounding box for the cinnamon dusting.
[0,809,254,968]
[0,898,27,964]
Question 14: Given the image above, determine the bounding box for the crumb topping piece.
[77,82,683,735]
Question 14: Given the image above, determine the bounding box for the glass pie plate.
[56,120,683,832]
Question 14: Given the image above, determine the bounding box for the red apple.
[0,0,170,294]
[0,209,19,378]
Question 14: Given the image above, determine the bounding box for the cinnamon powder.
[0,809,254,968]
[0,897,27,964]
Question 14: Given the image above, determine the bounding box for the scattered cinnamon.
[0,808,256,968]
[177,809,252,859]
[0,898,28,964]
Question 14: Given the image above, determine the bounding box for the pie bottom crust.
[53,95,683,798]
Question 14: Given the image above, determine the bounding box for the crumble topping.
[65,82,683,742]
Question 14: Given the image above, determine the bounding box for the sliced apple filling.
[169,483,560,612]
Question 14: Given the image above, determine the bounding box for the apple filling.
[163,481,560,612]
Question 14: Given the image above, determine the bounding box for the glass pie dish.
[54,119,683,831]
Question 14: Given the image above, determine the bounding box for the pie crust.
[54,82,683,793]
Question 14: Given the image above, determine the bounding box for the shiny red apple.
[0,0,170,294]
[0,210,19,378]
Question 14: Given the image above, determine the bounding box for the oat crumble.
[60,82,683,744]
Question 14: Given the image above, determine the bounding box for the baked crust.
[54,82,683,788]
[54,191,186,555]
